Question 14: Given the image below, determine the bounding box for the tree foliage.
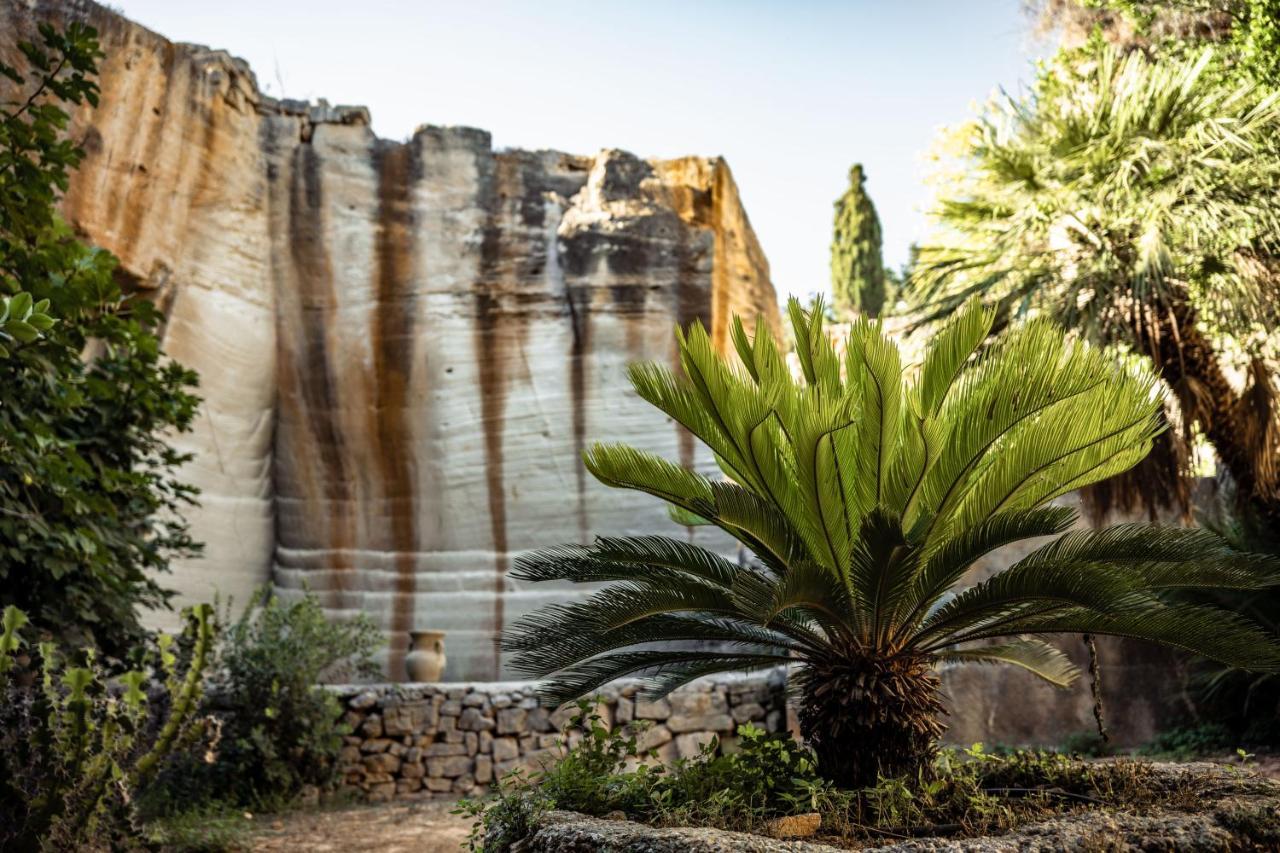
[0,23,201,657]
[504,300,1280,786]
[830,164,890,318]
[911,43,1280,522]
[1041,0,1280,88]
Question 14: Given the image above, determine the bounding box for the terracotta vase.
[405,629,447,682]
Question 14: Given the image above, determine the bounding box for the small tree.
[0,23,201,656]
[830,164,889,318]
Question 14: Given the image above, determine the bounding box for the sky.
[117,0,1045,302]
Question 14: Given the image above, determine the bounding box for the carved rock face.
[4,1,779,679]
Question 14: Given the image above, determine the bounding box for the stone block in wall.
[496,707,527,734]
[359,715,383,737]
[367,782,395,802]
[401,761,425,779]
[528,707,552,732]
[496,749,552,778]
[363,753,400,774]
[635,724,672,752]
[668,713,734,734]
[425,778,454,792]
[429,756,474,778]
[616,697,634,724]
[492,737,520,763]
[459,708,495,731]
[350,691,378,711]
[360,738,393,753]
[669,690,728,717]
[426,742,467,757]
[634,698,671,720]
[383,701,436,736]
[549,704,577,731]
[676,732,718,758]
[732,702,765,724]
[475,755,493,784]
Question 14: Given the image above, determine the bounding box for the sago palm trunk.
[797,656,947,789]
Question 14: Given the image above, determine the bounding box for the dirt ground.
[247,799,473,853]
[244,755,1280,852]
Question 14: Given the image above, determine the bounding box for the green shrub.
[651,723,826,828]
[1058,729,1113,758]
[164,587,381,810]
[1139,723,1237,759]
[0,604,214,850]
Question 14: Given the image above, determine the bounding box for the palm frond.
[937,636,1080,688]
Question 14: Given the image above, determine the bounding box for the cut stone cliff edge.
[1,0,780,679]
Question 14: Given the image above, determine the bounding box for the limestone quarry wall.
[2,0,780,680]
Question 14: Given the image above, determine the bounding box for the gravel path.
[248,799,472,852]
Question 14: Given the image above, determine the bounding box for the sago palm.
[912,45,1280,524]
[504,300,1280,788]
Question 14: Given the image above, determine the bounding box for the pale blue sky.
[117,0,1044,301]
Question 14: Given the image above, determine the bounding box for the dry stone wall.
[331,672,789,802]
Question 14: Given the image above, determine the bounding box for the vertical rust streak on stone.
[475,282,507,680]
[372,141,419,680]
[566,285,591,545]
[475,154,535,679]
[673,220,706,477]
[709,160,734,353]
[116,42,175,259]
[288,144,354,596]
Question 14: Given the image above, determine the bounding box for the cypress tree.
[830,164,888,317]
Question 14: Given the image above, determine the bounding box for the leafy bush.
[1,21,202,657]
[1058,729,1114,758]
[157,587,381,810]
[652,723,826,827]
[1139,723,1237,759]
[0,604,214,850]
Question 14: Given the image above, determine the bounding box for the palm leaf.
[937,636,1080,688]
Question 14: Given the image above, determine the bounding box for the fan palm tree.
[504,299,1280,788]
[911,45,1280,525]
